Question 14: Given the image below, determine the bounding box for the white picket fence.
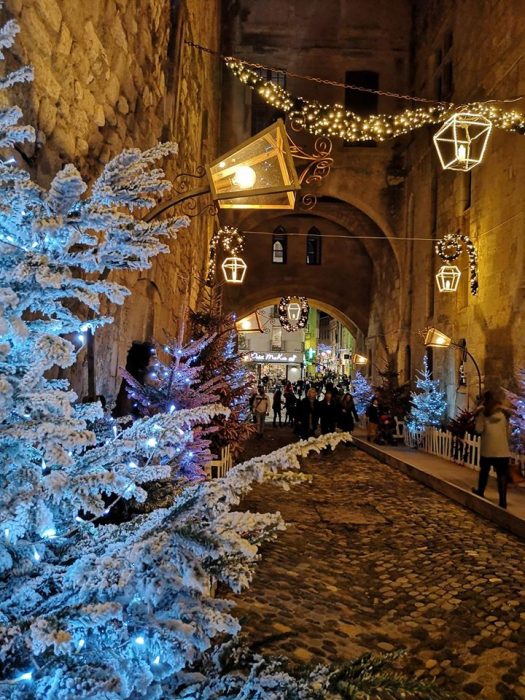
[205,444,233,479]
[403,425,525,474]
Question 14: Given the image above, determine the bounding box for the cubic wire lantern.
[436,264,461,293]
[235,311,264,333]
[206,119,301,209]
[221,256,247,284]
[433,112,493,172]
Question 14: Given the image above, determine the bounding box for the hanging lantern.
[278,296,309,332]
[433,112,492,171]
[221,256,247,284]
[424,328,452,348]
[287,302,301,323]
[436,264,461,293]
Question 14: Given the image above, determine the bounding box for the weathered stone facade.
[219,0,525,411]
[4,0,222,399]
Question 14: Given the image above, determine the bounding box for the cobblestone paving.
[233,429,525,699]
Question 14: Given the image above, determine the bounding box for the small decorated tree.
[352,371,375,415]
[406,357,447,432]
[191,304,254,459]
[375,358,411,419]
[504,369,525,456]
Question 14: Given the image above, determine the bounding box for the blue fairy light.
[134,636,145,645]
[146,437,157,448]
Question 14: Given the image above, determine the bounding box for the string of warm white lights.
[226,58,525,143]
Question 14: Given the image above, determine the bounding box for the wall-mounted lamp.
[424,327,482,398]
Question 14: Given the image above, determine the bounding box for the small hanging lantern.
[278,296,309,332]
[433,112,492,171]
[221,256,247,284]
[287,302,302,323]
[436,264,461,293]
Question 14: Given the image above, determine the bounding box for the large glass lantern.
[221,256,247,284]
[433,112,492,172]
[424,328,452,348]
[235,311,264,333]
[436,264,461,292]
[206,119,300,209]
[352,353,368,366]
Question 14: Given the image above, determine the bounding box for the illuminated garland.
[435,232,478,295]
[278,295,309,332]
[227,59,525,143]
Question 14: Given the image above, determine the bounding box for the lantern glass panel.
[235,311,263,333]
[207,120,300,209]
[352,353,368,365]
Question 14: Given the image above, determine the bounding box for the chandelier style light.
[433,112,493,171]
[278,296,309,332]
[436,264,461,293]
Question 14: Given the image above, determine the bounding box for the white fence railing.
[403,425,525,474]
[205,445,233,479]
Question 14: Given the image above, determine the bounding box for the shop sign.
[247,351,299,363]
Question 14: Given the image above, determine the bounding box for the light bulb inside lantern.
[232,165,256,189]
[241,319,252,330]
[457,144,467,162]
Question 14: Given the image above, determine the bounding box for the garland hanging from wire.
[226,59,525,144]
[279,296,309,332]
[435,232,479,295]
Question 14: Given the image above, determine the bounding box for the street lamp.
[146,119,301,220]
[352,353,368,366]
[235,311,264,333]
[424,327,482,398]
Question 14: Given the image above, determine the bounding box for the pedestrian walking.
[472,390,512,509]
[338,392,359,435]
[252,386,269,438]
[272,387,284,427]
[283,385,297,426]
[365,397,380,442]
[319,390,338,435]
[297,387,320,440]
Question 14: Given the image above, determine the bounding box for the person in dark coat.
[283,385,297,426]
[319,390,339,435]
[338,392,359,433]
[272,387,284,427]
[296,387,320,440]
[366,397,380,442]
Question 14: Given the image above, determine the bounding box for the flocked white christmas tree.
[0,13,353,698]
[406,356,447,432]
[352,371,375,415]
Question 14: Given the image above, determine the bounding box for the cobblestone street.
[233,429,525,699]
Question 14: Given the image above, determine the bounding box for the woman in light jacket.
[472,390,512,509]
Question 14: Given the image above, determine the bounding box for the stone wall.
[402,0,525,406]
[4,0,222,400]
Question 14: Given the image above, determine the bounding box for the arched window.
[272,226,287,264]
[306,226,322,265]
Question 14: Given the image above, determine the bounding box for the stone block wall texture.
[402,0,525,404]
[4,0,222,399]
